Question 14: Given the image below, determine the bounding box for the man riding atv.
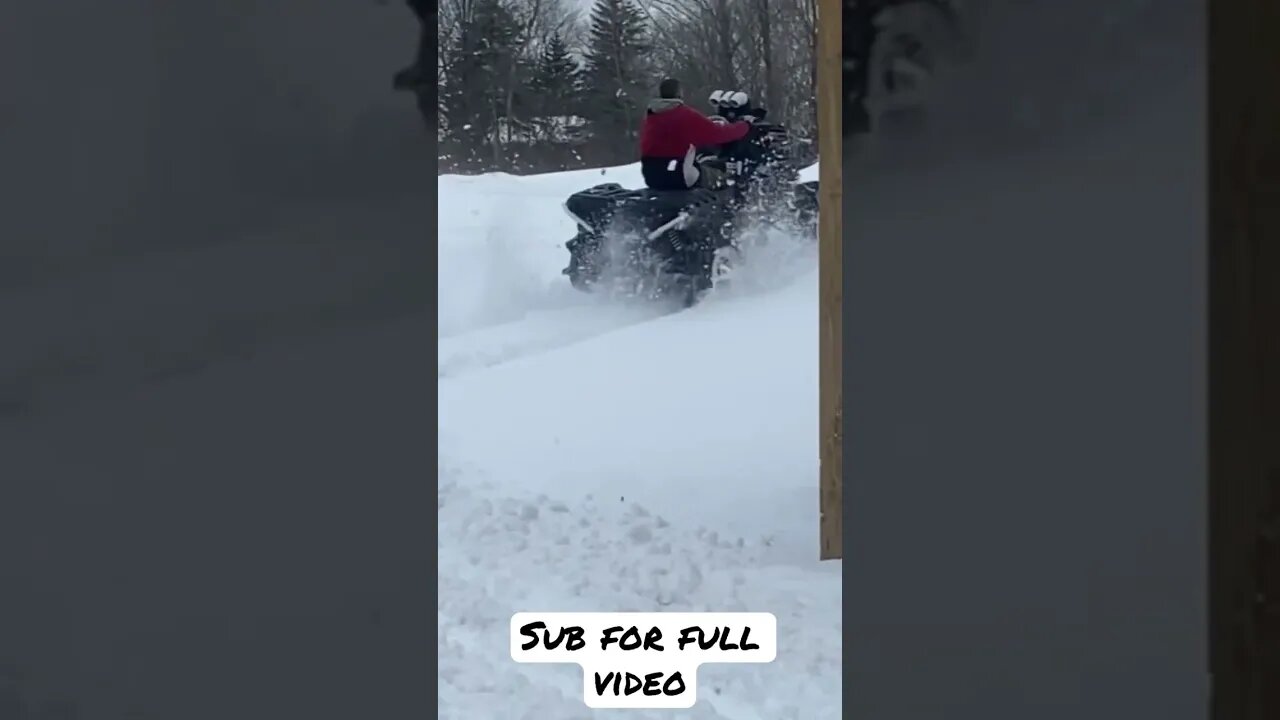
[638,78,754,190]
[563,80,815,306]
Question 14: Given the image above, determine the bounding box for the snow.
[437,163,840,719]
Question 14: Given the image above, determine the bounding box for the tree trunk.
[714,0,737,88]
[756,0,780,112]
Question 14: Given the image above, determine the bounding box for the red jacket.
[639,100,751,158]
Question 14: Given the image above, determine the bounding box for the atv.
[561,91,819,308]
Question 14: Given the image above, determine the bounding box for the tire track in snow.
[438,303,672,379]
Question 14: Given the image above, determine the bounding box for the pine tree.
[530,33,582,141]
[533,34,580,106]
[439,0,522,167]
[579,0,655,156]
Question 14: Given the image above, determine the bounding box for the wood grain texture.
[1208,0,1280,716]
[818,0,843,561]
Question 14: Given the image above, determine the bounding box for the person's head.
[658,77,682,100]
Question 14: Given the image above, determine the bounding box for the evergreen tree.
[530,33,582,140]
[533,34,580,106]
[439,0,522,167]
[579,0,654,156]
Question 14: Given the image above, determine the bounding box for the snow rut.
[438,302,670,379]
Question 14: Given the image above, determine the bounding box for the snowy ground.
[437,164,841,719]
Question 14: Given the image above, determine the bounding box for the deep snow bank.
[438,164,647,336]
[437,162,836,718]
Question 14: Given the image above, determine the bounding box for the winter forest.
[437,0,821,174]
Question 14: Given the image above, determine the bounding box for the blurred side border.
[1207,0,1280,717]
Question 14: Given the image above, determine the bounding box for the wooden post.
[1208,0,1280,716]
[817,0,843,561]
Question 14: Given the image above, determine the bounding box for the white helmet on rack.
[709,89,751,109]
